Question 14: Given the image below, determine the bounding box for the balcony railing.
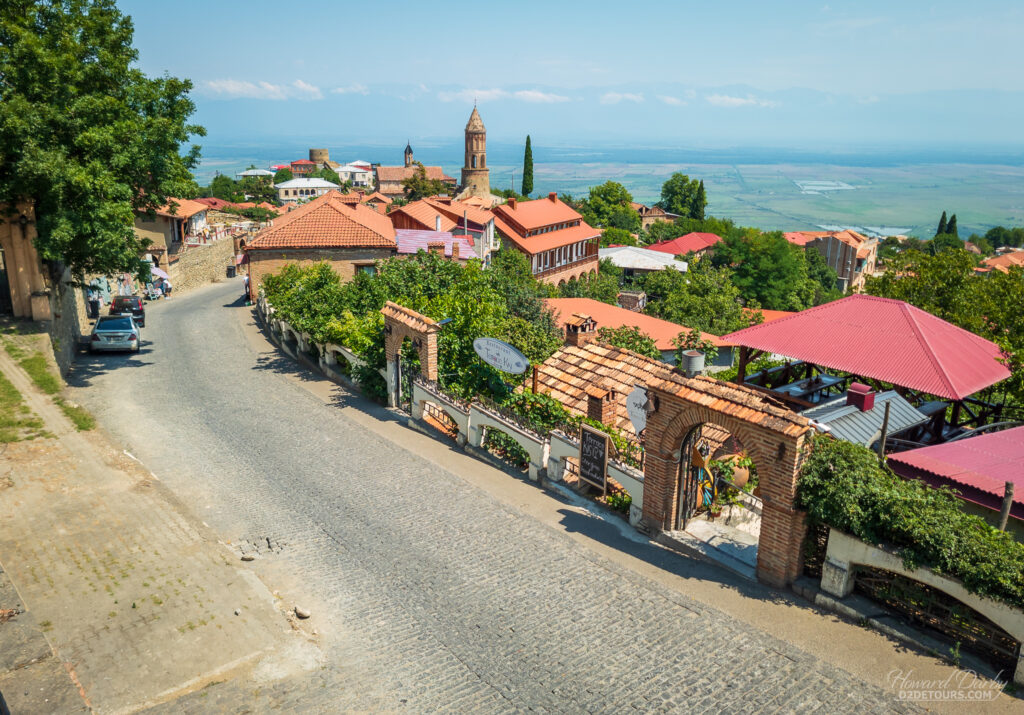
[534,253,598,279]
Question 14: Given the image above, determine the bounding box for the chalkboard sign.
[578,424,609,493]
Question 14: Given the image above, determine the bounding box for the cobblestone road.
[69,281,915,713]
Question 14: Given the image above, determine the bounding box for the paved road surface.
[69,280,913,712]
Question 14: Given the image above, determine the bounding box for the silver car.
[90,315,141,353]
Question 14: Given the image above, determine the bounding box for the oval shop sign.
[473,337,529,375]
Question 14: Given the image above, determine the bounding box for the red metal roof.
[887,427,1024,516]
[647,232,721,255]
[722,294,1010,400]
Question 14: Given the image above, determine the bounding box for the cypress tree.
[521,135,534,196]
[936,210,948,237]
[692,179,707,220]
[946,214,958,237]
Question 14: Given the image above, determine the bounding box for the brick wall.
[247,247,395,301]
[167,237,235,294]
[640,389,809,588]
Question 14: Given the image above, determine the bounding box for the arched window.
[471,155,477,169]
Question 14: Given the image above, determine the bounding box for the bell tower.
[404,141,413,168]
[460,106,490,200]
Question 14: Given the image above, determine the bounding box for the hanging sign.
[473,337,529,374]
[625,385,648,435]
[578,424,609,493]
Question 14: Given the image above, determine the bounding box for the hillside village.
[3,2,1024,711]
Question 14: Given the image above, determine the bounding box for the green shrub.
[798,435,1024,608]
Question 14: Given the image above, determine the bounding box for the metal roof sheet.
[722,294,1010,400]
[887,426,1024,505]
[802,391,925,447]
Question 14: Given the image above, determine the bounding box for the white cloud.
[437,88,569,103]
[858,95,880,104]
[331,83,369,95]
[203,79,324,101]
[705,93,779,108]
[513,89,569,103]
[600,92,644,105]
[657,95,686,106]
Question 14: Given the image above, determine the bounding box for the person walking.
[87,287,100,319]
[163,278,173,299]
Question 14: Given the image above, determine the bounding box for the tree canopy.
[273,167,293,184]
[402,162,448,200]
[657,173,706,220]
[640,260,757,335]
[711,230,815,311]
[582,181,639,231]
[596,325,661,360]
[0,0,204,280]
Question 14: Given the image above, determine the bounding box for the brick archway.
[381,301,440,407]
[642,374,811,587]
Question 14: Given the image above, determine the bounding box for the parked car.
[90,315,141,353]
[109,295,145,327]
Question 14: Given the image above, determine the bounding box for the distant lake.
[196,141,1024,237]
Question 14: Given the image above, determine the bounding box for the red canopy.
[722,295,1010,400]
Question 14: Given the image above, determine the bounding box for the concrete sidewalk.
[0,348,307,713]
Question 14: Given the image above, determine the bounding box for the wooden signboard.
[578,424,609,493]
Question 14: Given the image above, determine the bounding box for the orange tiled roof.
[499,223,600,255]
[744,308,795,324]
[493,194,582,231]
[154,198,208,219]
[422,197,494,226]
[530,342,682,435]
[982,252,1024,271]
[390,202,458,232]
[363,192,393,205]
[376,165,455,183]
[785,229,869,249]
[544,298,731,350]
[246,191,395,250]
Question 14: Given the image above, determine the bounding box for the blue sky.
[120,0,1024,149]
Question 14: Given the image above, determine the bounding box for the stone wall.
[44,272,90,376]
[168,236,235,293]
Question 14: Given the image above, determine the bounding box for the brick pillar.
[754,433,808,587]
[427,241,444,256]
[451,241,460,261]
[421,331,439,381]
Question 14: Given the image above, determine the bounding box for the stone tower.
[404,141,414,168]
[460,106,490,200]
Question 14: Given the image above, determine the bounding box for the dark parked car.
[109,295,145,327]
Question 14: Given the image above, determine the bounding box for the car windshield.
[96,317,134,331]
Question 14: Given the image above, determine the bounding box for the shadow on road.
[66,347,156,388]
[222,294,249,309]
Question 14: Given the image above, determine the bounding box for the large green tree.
[711,230,815,311]
[657,172,705,220]
[0,0,204,280]
[582,181,639,231]
[804,246,842,304]
[402,162,447,200]
[936,210,948,237]
[521,135,534,196]
[596,325,661,360]
[946,213,958,237]
[641,260,756,335]
[273,167,293,184]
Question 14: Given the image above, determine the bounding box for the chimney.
[435,214,442,232]
[585,385,617,426]
[565,313,596,346]
[548,192,558,202]
[616,290,647,312]
[507,197,517,209]
[847,382,875,411]
[427,241,444,256]
[451,241,460,261]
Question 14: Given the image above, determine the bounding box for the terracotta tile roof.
[647,232,722,255]
[246,191,395,250]
[651,371,811,437]
[194,197,231,210]
[422,197,494,227]
[544,298,731,350]
[982,252,1024,271]
[363,192,393,205]
[375,165,455,183]
[381,301,439,333]
[390,202,458,232]
[529,342,682,435]
[154,198,208,219]
[744,308,795,324]
[493,193,583,232]
[291,159,316,165]
[499,223,600,255]
[785,230,869,249]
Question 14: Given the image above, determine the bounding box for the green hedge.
[797,435,1024,609]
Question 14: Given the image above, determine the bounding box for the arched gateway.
[642,373,812,587]
[382,301,439,408]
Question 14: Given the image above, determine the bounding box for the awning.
[148,265,169,279]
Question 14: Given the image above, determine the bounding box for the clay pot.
[719,453,750,489]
